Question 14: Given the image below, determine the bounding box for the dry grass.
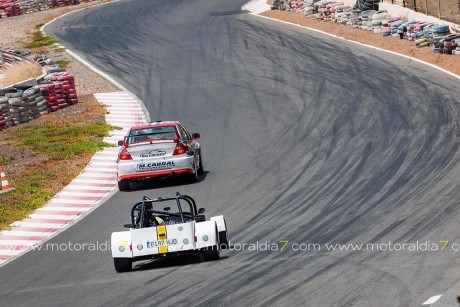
[3,61,43,86]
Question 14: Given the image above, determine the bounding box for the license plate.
[146,239,177,248]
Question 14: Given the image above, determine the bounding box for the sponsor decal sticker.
[137,161,176,171]
[140,150,166,158]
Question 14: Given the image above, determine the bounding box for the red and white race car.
[116,121,203,191]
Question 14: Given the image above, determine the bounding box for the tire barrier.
[40,72,79,112]
[0,48,80,129]
[273,0,460,56]
[0,0,96,19]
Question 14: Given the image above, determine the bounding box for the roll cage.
[128,192,205,229]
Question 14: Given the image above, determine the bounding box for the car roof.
[130,121,179,130]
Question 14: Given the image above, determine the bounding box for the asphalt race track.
[2,0,460,305]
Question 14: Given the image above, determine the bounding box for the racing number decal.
[157,225,168,254]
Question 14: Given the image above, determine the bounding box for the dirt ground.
[261,10,460,76]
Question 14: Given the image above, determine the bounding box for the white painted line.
[93,151,119,156]
[84,167,117,172]
[36,206,91,212]
[0,250,24,256]
[29,214,79,220]
[65,184,114,191]
[49,198,97,205]
[0,231,53,237]
[79,173,116,179]
[88,159,117,164]
[72,178,116,185]
[85,162,117,167]
[422,295,443,305]
[10,222,66,228]
[58,191,108,197]
[0,240,40,246]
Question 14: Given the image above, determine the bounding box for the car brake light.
[173,143,188,155]
[119,148,132,160]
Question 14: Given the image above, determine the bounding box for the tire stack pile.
[38,83,58,112]
[7,91,29,125]
[51,0,70,7]
[359,10,375,30]
[288,0,304,13]
[0,97,8,130]
[40,72,78,111]
[353,0,378,11]
[22,86,46,118]
[0,0,21,18]
[5,88,44,125]
[453,39,460,56]
[370,11,389,34]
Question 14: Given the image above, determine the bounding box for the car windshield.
[127,126,177,144]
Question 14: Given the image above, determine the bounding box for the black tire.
[219,231,229,250]
[197,153,204,175]
[114,258,132,272]
[118,179,130,191]
[202,245,219,261]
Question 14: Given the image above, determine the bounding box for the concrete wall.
[382,0,460,25]
[379,1,460,31]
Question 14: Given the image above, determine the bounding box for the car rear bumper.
[118,168,193,181]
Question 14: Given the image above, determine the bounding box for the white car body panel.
[111,219,222,259]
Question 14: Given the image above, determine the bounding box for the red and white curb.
[0,91,147,266]
[242,0,270,15]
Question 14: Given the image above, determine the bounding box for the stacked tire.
[49,73,78,106]
[0,97,8,130]
[7,91,28,125]
[0,96,12,128]
[23,86,46,119]
[354,0,378,11]
[40,72,79,112]
[39,82,57,112]
[371,11,388,34]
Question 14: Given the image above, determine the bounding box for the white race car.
[111,193,229,272]
[117,121,203,191]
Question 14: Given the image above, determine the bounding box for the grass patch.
[0,156,15,166]
[13,121,117,159]
[3,61,43,86]
[0,159,86,229]
[0,117,120,230]
[25,30,58,49]
[55,59,70,69]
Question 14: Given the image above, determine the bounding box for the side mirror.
[123,224,133,228]
[163,207,170,212]
[198,208,205,214]
[118,140,124,146]
[192,132,200,139]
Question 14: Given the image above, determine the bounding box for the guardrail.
[0,51,26,69]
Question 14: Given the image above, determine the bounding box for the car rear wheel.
[118,179,130,191]
[197,154,204,175]
[201,245,219,261]
[114,258,132,272]
[218,231,229,250]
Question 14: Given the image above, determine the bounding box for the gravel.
[262,9,460,76]
[0,0,116,93]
